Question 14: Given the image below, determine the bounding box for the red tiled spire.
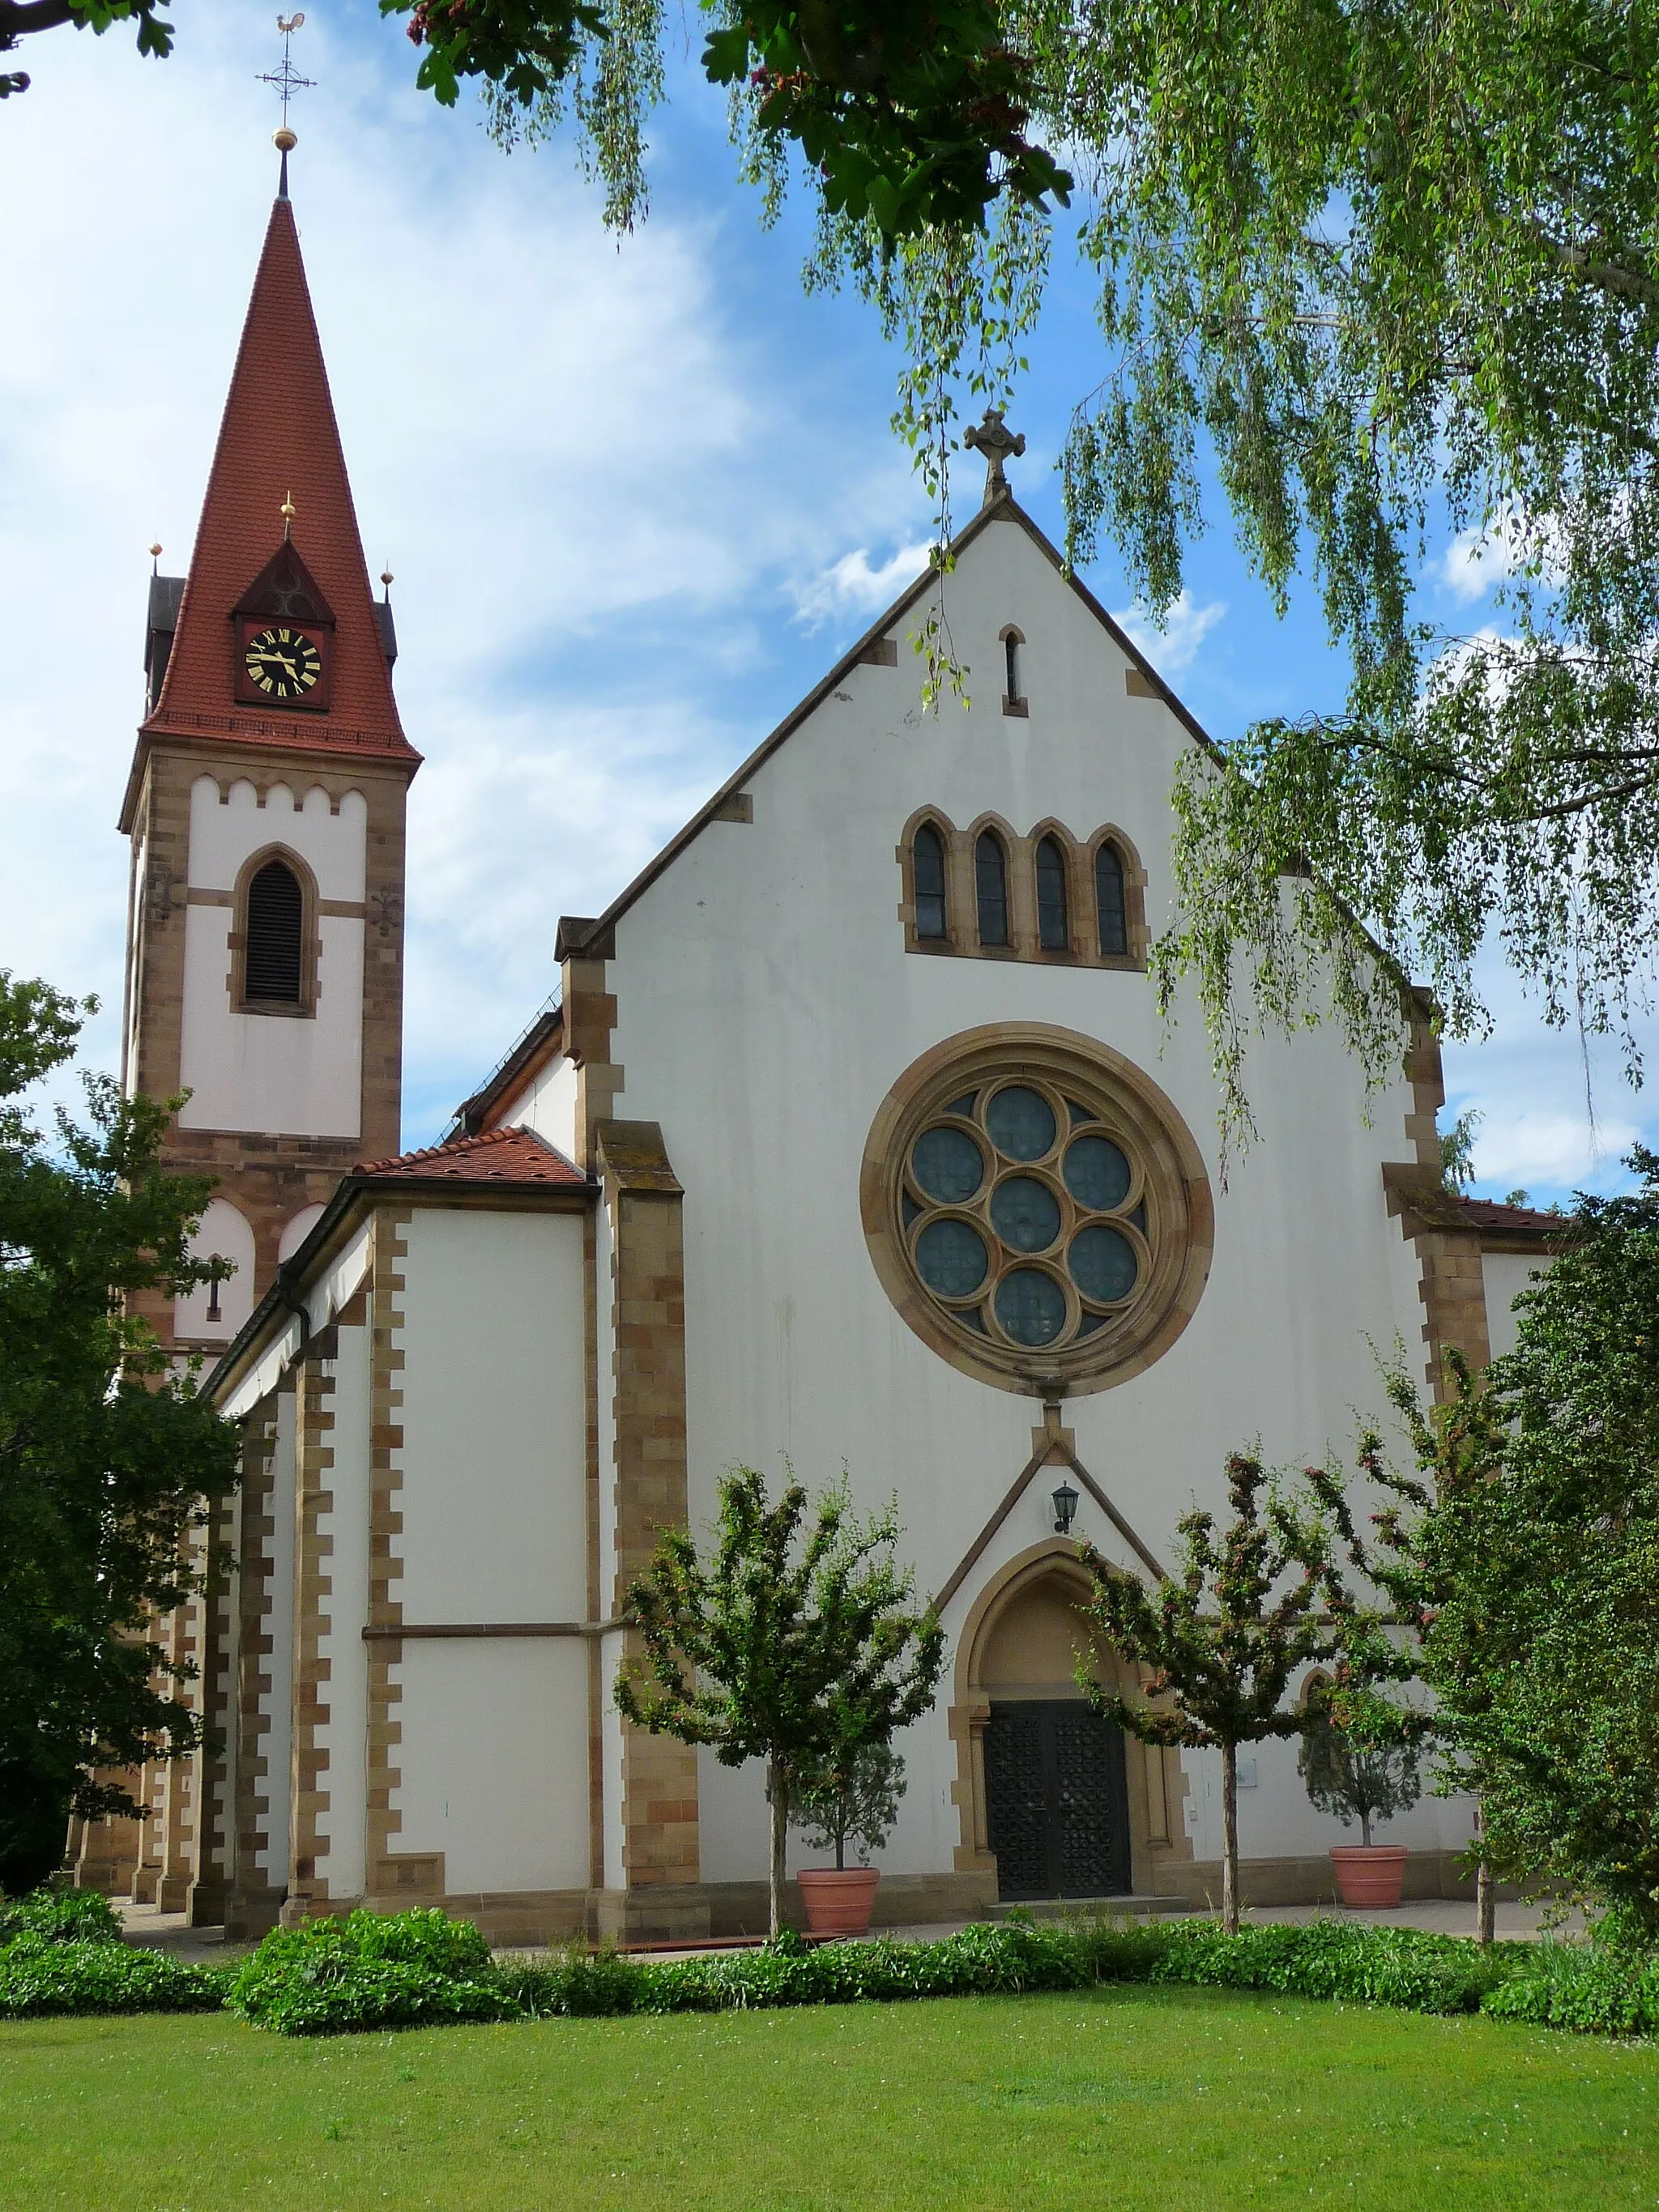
[142,194,420,765]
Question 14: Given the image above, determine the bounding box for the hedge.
[2,1892,1656,2040]
[0,1934,232,2018]
[0,1886,124,1949]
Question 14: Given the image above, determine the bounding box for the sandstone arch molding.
[946,1541,1192,1898]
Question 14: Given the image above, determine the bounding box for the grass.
[1,1984,1656,2210]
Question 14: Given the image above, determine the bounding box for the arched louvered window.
[913,822,949,940]
[244,858,304,1004]
[1095,842,1128,957]
[1004,633,1021,701]
[975,832,1010,947]
[1036,835,1070,951]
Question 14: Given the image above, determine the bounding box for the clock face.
[242,624,324,702]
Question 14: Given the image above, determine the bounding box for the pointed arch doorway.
[949,1544,1192,1903]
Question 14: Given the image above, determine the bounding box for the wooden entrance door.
[984,1699,1132,1899]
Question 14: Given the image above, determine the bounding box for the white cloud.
[1470,1107,1640,1192]
[790,542,932,627]
[1109,590,1226,675]
[0,10,932,1144]
[1439,519,1520,604]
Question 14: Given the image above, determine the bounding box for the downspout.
[275,1264,311,1361]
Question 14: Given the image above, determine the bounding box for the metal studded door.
[984,1700,1132,1900]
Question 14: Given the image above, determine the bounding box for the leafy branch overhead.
[17,3,1659,1110]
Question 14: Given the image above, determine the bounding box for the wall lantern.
[1051,1477,1080,1536]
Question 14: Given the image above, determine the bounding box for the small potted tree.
[1299,1676,1422,1906]
[790,1743,905,1936]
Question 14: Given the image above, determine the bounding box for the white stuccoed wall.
[594,514,1449,1883]
[502,1053,579,1161]
[260,1386,297,1888]
[177,775,366,1137]
[175,1196,258,1341]
[388,1204,591,1892]
[314,1320,371,1902]
[1483,1251,1546,1360]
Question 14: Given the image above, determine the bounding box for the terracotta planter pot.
[1329,1844,1409,1907]
[796,1868,881,1937]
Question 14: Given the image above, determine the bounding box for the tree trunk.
[1359,1806,1373,1849]
[1474,1801,1495,1946]
[766,1756,789,1940]
[1221,1741,1239,1937]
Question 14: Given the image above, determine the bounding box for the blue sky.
[1,1,1649,1202]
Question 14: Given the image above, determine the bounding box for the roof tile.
[355,1126,588,1187]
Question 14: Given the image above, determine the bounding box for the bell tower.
[120,167,420,1357]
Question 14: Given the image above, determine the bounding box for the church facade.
[95,177,1554,1940]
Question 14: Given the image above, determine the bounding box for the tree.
[1298,1673,1422,1850]
[1362,1163,1659,1943]
[19,9,1659,1115]
[0,973,240,1894]
[789,1740,905,1871]
[1079,1451,1363,1934]
[614,1467,943,1937]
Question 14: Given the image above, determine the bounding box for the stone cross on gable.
[964,407,1026,506]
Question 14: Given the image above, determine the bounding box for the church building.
[95,163,1555,1940]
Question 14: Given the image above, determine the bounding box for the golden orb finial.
[274,124,297,153]
[280,490,296,542]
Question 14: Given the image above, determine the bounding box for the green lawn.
[0,1985,1654,2210]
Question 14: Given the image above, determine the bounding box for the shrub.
[0,1933,229,2018]
[1480,1942,1659,2037]
[227,1908,518,2036]
[1152,1916,1521,2015]
[0,1884,124,1948]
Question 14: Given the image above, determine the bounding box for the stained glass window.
[913,822,947,940]
[976,833,1010,947]
[911,1124,984,1204]
[1036,835,1069,951]
[1064,1136,1132,1211]
[1096,842,1128,957]
[915,1217,989,1298]
[990,1175,1061,1253]
[996,1268,1067,1345]
[986,1085,1056,1160]
[900,1072,1152,1359]
[1069,1224,1139,1303]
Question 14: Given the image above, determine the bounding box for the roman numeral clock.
[241,623,325,702]
[232,503,335,713]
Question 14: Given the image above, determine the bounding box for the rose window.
[862,1027,1213,1394]
[903,1080,1150,1353]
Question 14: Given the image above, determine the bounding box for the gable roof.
[355,1125,586,1187]
[555,495,1217,963]
[125,193,419,825]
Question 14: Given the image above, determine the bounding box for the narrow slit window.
[1036,834,1070,951]
[244,858,304,1004]
[1095,842,1128,957]
[975,832,1010,947]
[206,1264,222,1323]
[1004,632,1021,702]
[913,822,948,940]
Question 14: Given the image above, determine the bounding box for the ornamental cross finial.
[260,13,313,195]
[964,407,1026,507]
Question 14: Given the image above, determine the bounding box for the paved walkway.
[120,1893,1580,1965]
